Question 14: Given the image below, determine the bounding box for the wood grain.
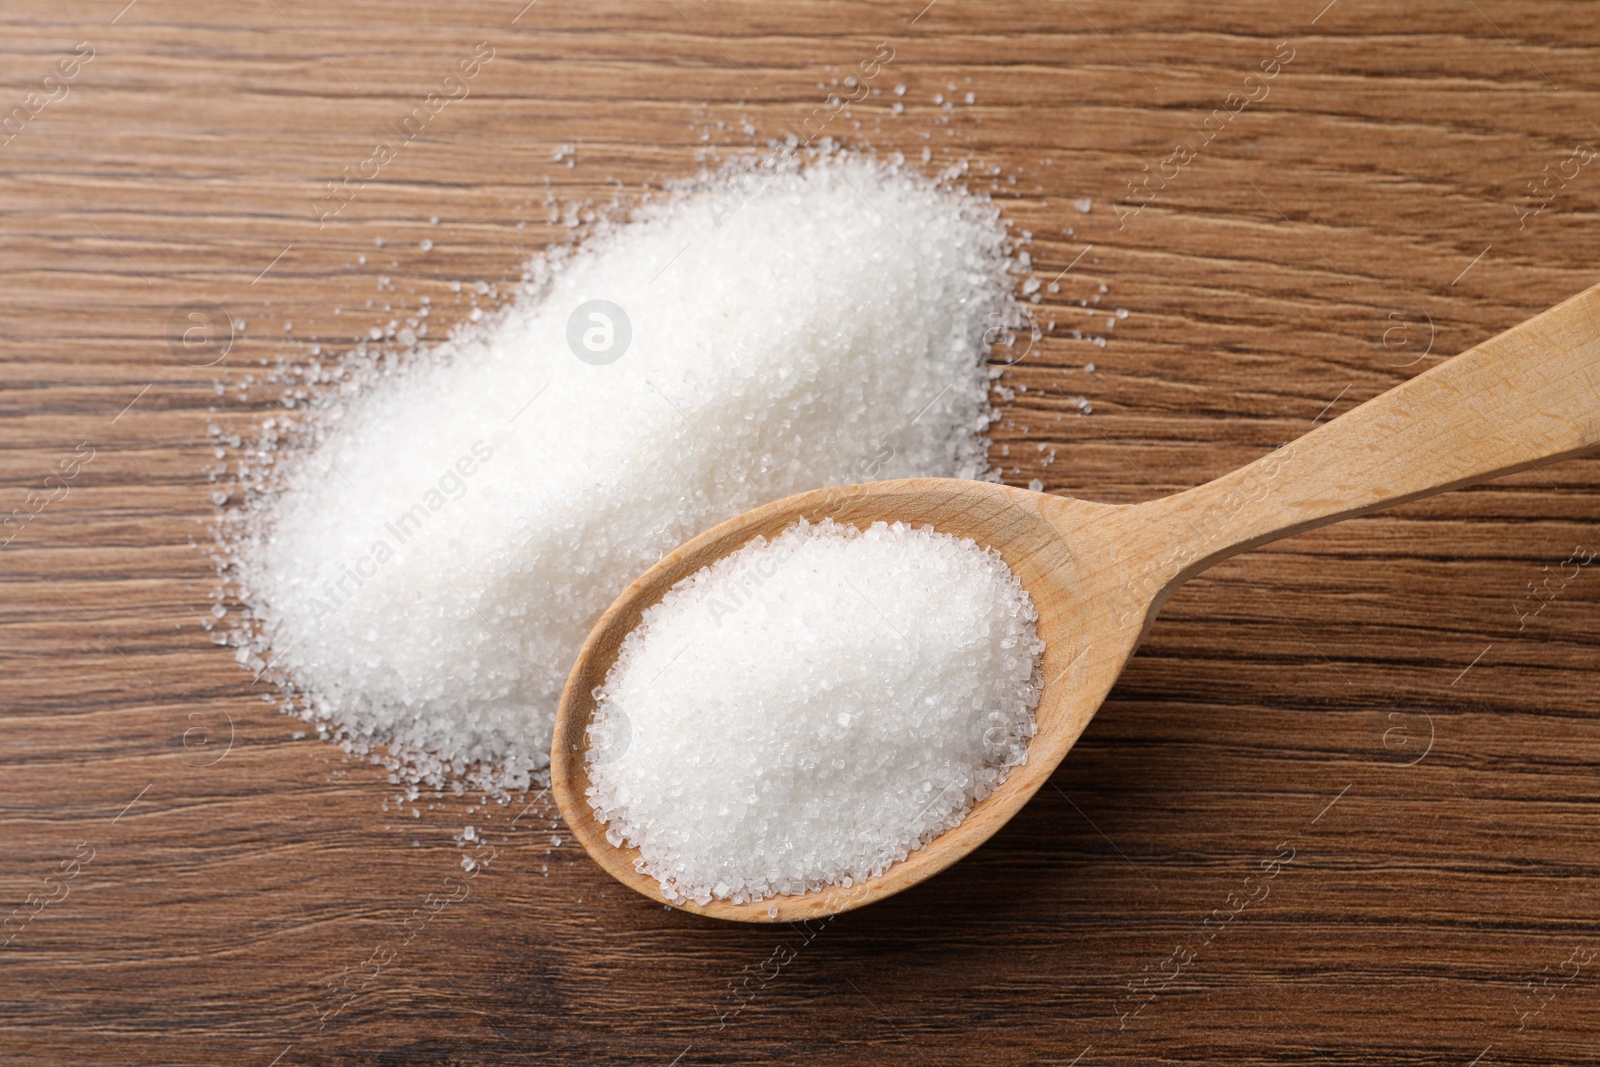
[5,0,1600,1063]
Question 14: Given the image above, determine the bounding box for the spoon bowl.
[552,478,1138,921]
[553,282,1600,922]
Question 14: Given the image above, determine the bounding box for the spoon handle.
[1149,283,1600,579]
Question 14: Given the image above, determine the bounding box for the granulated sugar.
[231,151,1026,792]
[585,519,1043,906]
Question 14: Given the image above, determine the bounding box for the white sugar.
[585,519,1043,906]
[231,151,1026,792]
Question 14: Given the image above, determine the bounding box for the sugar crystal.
[585,519,1043,905]
[231,152,1025,792]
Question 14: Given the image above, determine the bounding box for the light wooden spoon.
[552,283,1600,923]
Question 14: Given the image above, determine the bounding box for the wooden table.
[5,1,1600,1063]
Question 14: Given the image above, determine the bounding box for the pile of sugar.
[585,519,1044,906]
[231,152,1025,792]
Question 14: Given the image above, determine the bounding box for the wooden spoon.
[552,283,1600,922]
